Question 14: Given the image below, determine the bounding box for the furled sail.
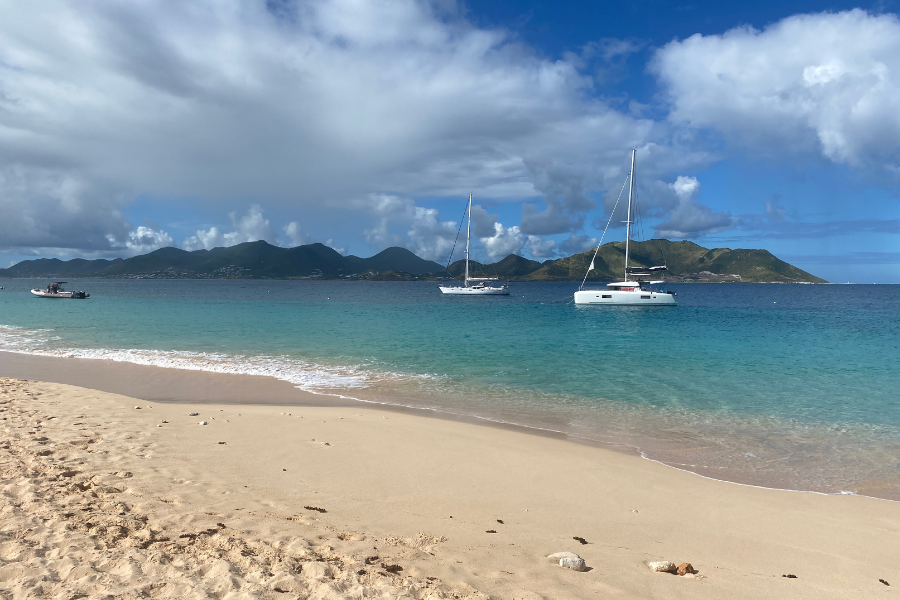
[626,265,667,275]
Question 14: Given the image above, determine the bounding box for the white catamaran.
[439,193,509,296]
[574,149,677,306]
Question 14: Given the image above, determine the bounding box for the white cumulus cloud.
[182,227,225,252]
[526,235,557,259]
[182,205,278,250]
[283,222,313,247]
[125,226,174,254]
[653,9,900,172]
[480,222,525,260]
[654,176,735,238]
[361,194,462,262]
[407,206,459,263]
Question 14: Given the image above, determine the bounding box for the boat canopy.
[467,277,499,281]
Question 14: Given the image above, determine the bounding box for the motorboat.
[31,282,90,299]
[439,193,509,296]
[574,149,676,306]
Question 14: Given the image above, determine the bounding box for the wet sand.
[0,350,586,443]
[0,351,347,406]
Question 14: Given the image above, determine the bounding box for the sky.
[1,0,899,282]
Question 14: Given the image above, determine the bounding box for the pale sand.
[1,377,898,599]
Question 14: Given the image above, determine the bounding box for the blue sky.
[1,0,899,282]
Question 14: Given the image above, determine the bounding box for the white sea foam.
[0,325,56,351]
[0,324,382,392]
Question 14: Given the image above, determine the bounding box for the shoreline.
[0,348,641,451]
[1,376,897,598]
[2,350,897,503]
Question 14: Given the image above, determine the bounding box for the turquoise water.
[1,279,899,497]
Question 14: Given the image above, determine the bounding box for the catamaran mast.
[464,192,472,287]
[624,149,635,282]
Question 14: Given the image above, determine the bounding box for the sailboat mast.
[464,192,472,286]
[624,149,635,282]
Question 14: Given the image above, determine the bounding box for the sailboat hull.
[439,286,509,295]
[574,289,676,305]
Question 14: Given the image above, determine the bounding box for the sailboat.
[439,193,510,295]
[574,149,677,306]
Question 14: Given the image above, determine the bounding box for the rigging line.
[443,202,469,277]
[636,191,668,270]
[635,189,645,244]
[634,188,665,268]
[579,171,631,290]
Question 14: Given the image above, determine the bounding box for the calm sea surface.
[1,279,898,498]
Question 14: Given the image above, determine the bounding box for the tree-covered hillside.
[0,239,826,283]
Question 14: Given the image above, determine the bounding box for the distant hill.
[0,241,443,279]
[446,254,544,279]
[447,240,824,283]
[520,240,825,283]
[347,246,444,275]
[0,257,126,278]
[0,239,826,283]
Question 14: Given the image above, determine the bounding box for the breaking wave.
[0,324,413,393]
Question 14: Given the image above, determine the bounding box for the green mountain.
[0,241,443,279]
[348,246,444,275]
[446,254,544,279]
[0,257,126,278]
[520,240,825,283]
[0,239,825,283]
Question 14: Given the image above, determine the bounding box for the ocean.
[1,279,898,499]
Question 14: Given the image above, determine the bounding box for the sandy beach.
[1,365,898,599]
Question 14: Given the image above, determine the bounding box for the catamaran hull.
[574,290,675,305]
[439,286,509,295]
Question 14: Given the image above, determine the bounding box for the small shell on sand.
[157,424,162,428]
[189,412,199,416]
[648,561,677,573]
[559,557,587,571]
[134,406,141,409]
[547,552,581,561]
[199,421,208,425]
